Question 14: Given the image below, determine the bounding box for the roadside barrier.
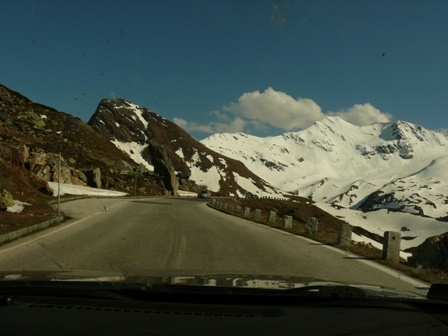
[210,198,402,262]
[0,216,64,245]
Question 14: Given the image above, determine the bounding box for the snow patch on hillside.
[189,165,222,191]
[6,200,31,213]
[175,148,184,159]
[111,139,154,171]
[48,182,127,197]
[233,173,259,196]
[127,102,149,128]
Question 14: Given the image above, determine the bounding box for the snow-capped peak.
[201,120,447,218]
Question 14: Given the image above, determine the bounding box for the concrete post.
[306,217,319,234]
[244,207,251,218]
[283,215,293,229]
[236,205,242,213]
[223,203,228,211]
[254,209,262,221]
[337,223,352,246]
[268,211,277,223]
[382,231,401,262]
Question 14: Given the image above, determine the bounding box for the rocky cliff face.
[88,98,277,196]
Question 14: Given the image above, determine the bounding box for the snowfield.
[318,203,448,259]
[202,117,448,218]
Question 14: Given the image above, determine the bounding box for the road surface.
[0,197,428,295]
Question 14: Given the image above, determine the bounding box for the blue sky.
[1,0,447,139]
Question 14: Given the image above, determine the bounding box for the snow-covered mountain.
[88,99,279,196]
[201,117,448,219]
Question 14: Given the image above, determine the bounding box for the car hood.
[0,269,426,300]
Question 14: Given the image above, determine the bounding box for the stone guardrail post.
[244,207,251,218]
[306,217,319,234]
[254,209,262,221]
[283,215,293,229]
[268,210,276,223]
[223,203,228,211]
[382,231,401,262]
[236,205,242,213]
[337,223,352,246]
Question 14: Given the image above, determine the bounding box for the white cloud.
[173,117,188,129]
[215,117,246,133]
[224,87,324,130]
[329,103,392,126]
[175,88,394,135]
[209,110,230,121]
[173,117,246,134]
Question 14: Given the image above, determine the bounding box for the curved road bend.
[0,198,428,295]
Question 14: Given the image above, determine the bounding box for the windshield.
[0,0,447,298]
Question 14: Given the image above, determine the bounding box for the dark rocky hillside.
[0,84,167,219]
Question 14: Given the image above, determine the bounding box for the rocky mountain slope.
[202,117,448,219]
[0,84,167,212]
[88,98,278,196]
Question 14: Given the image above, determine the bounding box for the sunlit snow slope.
[202,117,448,219]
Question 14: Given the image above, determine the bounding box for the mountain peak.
[308,116,359,134]
[89,98,278,196]
[379,120,447,145]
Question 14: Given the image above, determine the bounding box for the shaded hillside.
[0,143,55,232]
[0,84,166,199]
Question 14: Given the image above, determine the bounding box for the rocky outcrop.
[27,150,86,186]
[83,167,102,189]
[358,191,399,212]
[408,232,448,268]
[142,140,178,196]
[0,188,14,209]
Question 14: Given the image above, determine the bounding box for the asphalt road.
[0,197,428,295]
